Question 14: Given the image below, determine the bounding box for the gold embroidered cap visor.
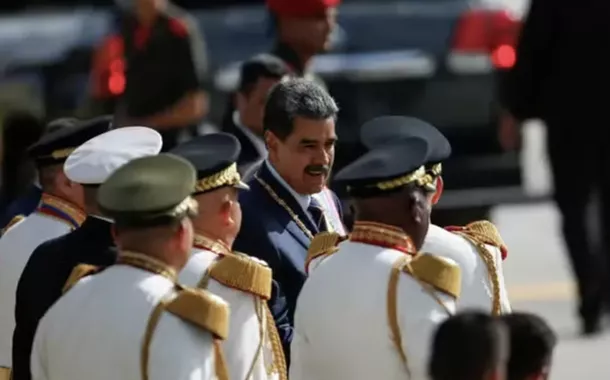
[28,115,113,167]
[169,133,250,195]
[193,163,249,194]
[97,154,199,227]
[333,136,436,198]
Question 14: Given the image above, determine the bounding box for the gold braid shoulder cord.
[254,175,316,239]
[454,232,502,316]
[387,255,455,378]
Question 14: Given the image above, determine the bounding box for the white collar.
[265,160,311,212]
[233,111,267,154]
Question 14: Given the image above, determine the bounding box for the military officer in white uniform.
[172,133,287,380]
[31,154,230,380]
[360,116,511,315]
[0,116,111,380]
[11,126,163,380]
[291,136,462,380]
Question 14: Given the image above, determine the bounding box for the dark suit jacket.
[0,185,42,233]
[233,163,344,356]
[12,217,117,380]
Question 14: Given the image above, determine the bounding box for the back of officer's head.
[501,312,556,380]
[429,311,508,380]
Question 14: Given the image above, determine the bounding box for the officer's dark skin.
[119,0,208,130]
[352,185,432,250]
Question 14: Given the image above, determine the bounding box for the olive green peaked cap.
[98,153,198,226]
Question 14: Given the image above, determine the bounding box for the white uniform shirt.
[179,237,284,380]
[31,255,224,380]
[0,194,85,368]
[422,224,511,314]
[291,238,457,380]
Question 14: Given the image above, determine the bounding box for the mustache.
[304,165,330,175]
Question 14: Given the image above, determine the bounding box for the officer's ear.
[431,176,444,205]
[265,130,280,156]
[407,188,427,225]
[110,224,119,248]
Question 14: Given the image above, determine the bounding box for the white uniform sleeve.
[397,276,456,380]
[148,312,217,380]
[30,318,48,380]
[288,328,309,380]
[208,280,265,380]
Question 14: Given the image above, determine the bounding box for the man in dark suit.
[11,126,163,380]
[234,79,347,353]
[499,0,610,335]
[224,54,289,179]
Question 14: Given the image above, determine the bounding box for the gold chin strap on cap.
[194,163,242,193]
[37,147,76,160]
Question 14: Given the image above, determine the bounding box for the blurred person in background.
[0,116,78,234]
[501,312,557,380]
[223,54,289,179]
[220,0,339,140]
[266,0,339,79]
[499,0,610,335]
[429,311,509,380]
[114,0,209,151]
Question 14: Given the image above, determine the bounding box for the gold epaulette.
[208,252,273,300]
[165,287,229,340]
[1,214,24,234]
[62,264,100,293]
[305,232,346,272]
[406,254,461,299]
[448,220,508,259]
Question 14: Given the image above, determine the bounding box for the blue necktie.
[308,198,329,233]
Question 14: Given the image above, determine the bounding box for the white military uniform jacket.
[422,222,511,315]
[31,251,229,380]
[0,193,85,371]
[291,223,462,380]
[179,235,286,380]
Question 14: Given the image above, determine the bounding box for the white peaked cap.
[64,126,163,185]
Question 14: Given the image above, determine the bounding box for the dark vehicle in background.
[0,0,525,225]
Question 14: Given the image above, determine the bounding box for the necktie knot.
[308,198,328,233]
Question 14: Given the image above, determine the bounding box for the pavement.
[491,121,610,379]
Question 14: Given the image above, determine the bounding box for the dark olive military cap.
[333,136,435,198]
[170,133,249,195]
[98,153,198,227]
[28,115,113,167]
[359,116,451,165]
